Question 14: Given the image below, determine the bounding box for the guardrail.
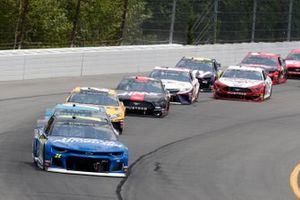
[0,42,299,81]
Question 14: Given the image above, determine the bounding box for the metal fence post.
[213,0,219,44]
[169,0,177,44]
[287,0,293,41]
[251,0,257,42]
[80,53,84,76]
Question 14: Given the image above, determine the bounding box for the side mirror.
[216,63,221,68]
[34,128,48,139]
[217,70,223,78]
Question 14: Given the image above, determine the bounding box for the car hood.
[161,79,192,90]
[219,78,264,88]
[47,136,127,152]
[241,64,278,72]
[117,90,164,102]
[285,60,300,67]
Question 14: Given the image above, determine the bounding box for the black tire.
[164,102,170,116]
[195,89,200,102]
[153,111,163,118]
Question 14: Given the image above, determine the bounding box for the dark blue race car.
[32,114,128,177]
[176,57,221,91]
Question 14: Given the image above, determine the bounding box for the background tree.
[14,0,29,49]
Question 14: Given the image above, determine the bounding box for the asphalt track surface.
[0,73,300,200]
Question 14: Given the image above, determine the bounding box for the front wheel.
[153,111,163,118]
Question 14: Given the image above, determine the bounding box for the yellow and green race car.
[65,87,126,134]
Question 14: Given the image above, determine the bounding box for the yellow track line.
[290,163,300,199]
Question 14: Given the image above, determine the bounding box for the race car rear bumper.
[287,67,300,76]
[47,167,126,177]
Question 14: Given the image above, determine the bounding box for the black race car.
[176,57,221,91]
[116,76,170,117]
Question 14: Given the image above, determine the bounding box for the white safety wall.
[0,42,299,81]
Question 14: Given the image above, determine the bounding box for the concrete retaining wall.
[0,42,299,81]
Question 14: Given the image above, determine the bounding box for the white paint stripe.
[47,167,126,178]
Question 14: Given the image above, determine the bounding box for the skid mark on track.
[154,162,161,172]
[116,112,300,200]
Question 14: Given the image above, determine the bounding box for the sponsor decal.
[54,153,62,158]
[126,106,147,111]
[119,91,160,96]
[129,92,145,102]
[52,138,123,147]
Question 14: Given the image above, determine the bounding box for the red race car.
[240,52,288,84]
[285,49,300,77]
[213,66,273,102]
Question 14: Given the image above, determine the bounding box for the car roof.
[54,115,105,123]
[154,66,191,73]
[53,104,108,119]
[227,65,264,73]
[291,49,300,54]
[183,56,212,62]
[125,76,159,82]
[71,87,117,96]
[55,103,105,112]
[247,52,280,58]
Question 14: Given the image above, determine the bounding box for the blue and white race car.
[32,113,128,177]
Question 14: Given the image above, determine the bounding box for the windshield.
[150,70,191,82]
[176,59,213,72]
[50,121,117,140]
[222,69,263,80]
[68,92,119,106]
[286,53,300,61]
[54,109,103,118]
[117,79,163,93]
[241,55,277,66]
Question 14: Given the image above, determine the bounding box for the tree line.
[0,0,299,49]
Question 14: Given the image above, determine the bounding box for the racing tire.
[42,145,46,170]
[213,91,220,99]
[260,87,266,102]
[164,102,170,116]
[153,111,163,118]
[268,86,273,99]
[194,89,200,102]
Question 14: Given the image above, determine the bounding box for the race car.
[116,76,170,117]
[65,87,125,134]
[285,49,300,77]
[175,56,221,90]
[149,67,200,104]
[240,52,287,84]
[213,66,272,102]
[32,115,128,177]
